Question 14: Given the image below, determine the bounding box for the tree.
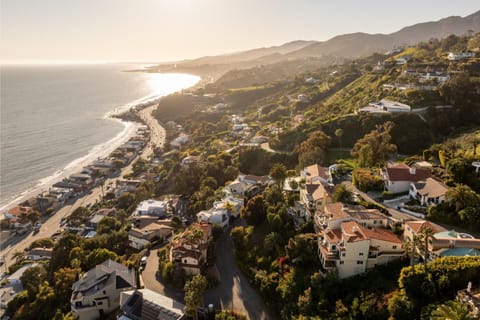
[270,163,287,187]
[85,248,118,269]
[446,184,480,212]
[117,192,136,210]
[430,300,473,320]
[351,121,397,167]
[418,225,435,273]
[241,195,267,226]
[20,265,48,298]
[67,206,90,227]
[332,183,353,203]
[335,128,344,148]
[53,267,81,306]
[184,274,207,320]
[297,130,331,168]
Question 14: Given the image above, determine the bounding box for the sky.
[1,0,479,64]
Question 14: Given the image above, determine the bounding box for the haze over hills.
[153,10,480,78]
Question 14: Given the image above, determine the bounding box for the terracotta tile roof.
[413,178,448,198]
[324,229,343,242]
[346,207,386,221]
[305,183,326,201]
[304,164,330,182]
[341,221,368,242]
[325,202,349,220]
[363,227,402,244]
[385,163,431,182]
[405,220,439,234]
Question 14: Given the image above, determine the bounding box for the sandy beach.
[0,103,165,271]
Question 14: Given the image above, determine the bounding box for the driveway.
[204,222,275,320]
[141,247,184,302]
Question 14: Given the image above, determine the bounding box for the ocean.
[0,64,199,210]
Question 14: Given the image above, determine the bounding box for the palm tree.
[446,184,477,212]
[418,226,435,273]
[430,300,473,320]
[404,235,421,268]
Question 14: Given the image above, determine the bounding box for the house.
[382,163,431,194]
[114,180,142,198]
[317,203,389,231]
[298,94,308,102]
[409,178,449,206]
[403,220,439,243]
[170,223,212,276]
[300,183,327,219]
[239,174,272,186]
[170,134,189,148]
[134,199,168,217]
[448,52,475,61]
[71,259,136,320]
[301,164,332,185]
[197,208,229,228]
[128,221,174,250]
[119,288,185,320]
[395,56,412,65]
[293,114,305,125]
[213,196,244,218]
[318,221,404,278]
[367,99,411,113]
[27,247,53,260]
[225,180,249,196]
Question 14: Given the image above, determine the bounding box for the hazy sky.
[1,0,479,64]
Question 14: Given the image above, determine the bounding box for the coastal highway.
[0,102,166,273]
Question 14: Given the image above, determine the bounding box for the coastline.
[0,72,200,212]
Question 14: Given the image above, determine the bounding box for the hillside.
[150,10,480,79]
[286,10,480,59]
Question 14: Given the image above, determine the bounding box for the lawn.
[325,148,355,166]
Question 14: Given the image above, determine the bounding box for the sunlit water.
[0,64,199,210]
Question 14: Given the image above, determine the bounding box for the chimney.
[409,167,416,175]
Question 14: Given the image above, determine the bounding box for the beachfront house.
[71,259,136,320]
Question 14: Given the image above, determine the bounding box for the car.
[140,256,148,266]
[85,202,92,208]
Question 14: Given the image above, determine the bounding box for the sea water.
[0,64,199,210]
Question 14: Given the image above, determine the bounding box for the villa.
[318,221,404,278]
[448,52,475,61]
[119,288,185,320]
[382,163,431,194]
[409,177,449,206]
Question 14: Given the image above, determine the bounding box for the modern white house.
[318,221,403,279]
[118,288,185,320]
[367,99,411,113]
[197,208,229,228]
[225,180,249,196]
[448,52,475,61]
[71,259,136,320]
[409,178,449,206]
[382,163,431,194]
[133,199,168,217]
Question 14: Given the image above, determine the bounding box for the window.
[339,261,344,265]
[392,245,397,249]
[97,301,103,306]
[357,261,364,265]
[359,252,364,256]
[342,253,346,257]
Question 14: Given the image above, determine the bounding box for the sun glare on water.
[147,73,200,96]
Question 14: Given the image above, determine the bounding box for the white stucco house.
[133,199,168,217]
[409,178,449,206]
[382,163,431,194]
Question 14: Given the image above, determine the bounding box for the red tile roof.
[405,220,439,234]
[325,202,349,220]
[385,163,431,182]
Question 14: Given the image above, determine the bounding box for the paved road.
[204,222,274,320]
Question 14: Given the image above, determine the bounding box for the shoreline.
[0,73,200,213]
